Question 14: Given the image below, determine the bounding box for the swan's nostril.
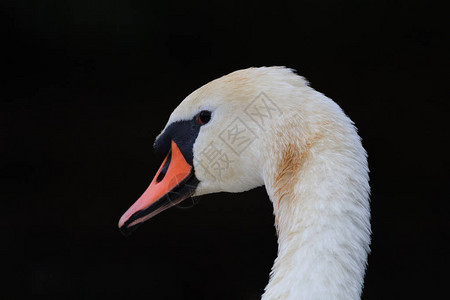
[156,170,166,183]
[156,149,172,183]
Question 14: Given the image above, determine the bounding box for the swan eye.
[196,110,211,125]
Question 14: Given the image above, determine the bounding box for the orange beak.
[118,140,197,236]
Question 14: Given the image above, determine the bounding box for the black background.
[2,0,448,299]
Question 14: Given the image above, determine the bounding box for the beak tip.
[118,216,130,236]
[118,216,126,229]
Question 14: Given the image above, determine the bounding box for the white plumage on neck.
[260,89,371,299]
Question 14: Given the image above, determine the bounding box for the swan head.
[119,67,309,235]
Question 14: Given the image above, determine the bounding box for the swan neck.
[261,112,371,299]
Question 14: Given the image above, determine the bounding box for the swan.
[118,67,371,299]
